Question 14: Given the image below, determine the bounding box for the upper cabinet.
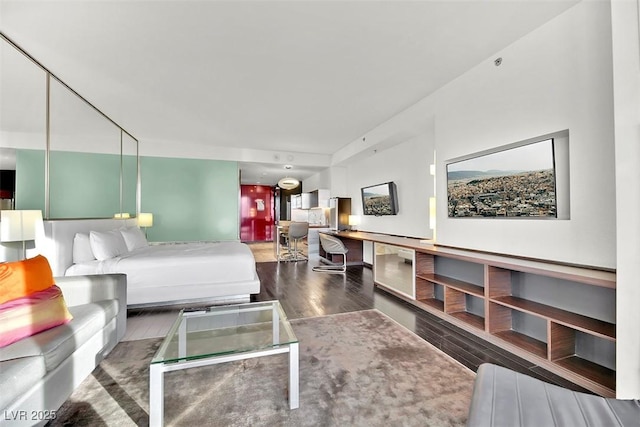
[310,189,330,208]
[300,193,311,209]
[291,194,301,209]
[291,190,330,210]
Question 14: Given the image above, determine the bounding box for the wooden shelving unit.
[412,250,616,397]
[322,231,617,397]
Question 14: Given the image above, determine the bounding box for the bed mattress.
[65,242,259,306]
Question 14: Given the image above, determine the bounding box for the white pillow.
[72,233,95,264]
[120,226,148,251]
[89,229,129,261]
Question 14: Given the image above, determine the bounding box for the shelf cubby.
[488,302,548,358]
[415,277,444,312]
[450,311,485,331]
[417,273,484,297]
[554,356,616,392]
[492,296,615,341]
[444,287,485,330]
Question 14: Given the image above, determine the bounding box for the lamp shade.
[137,213,153,227]
[348,215,360,226]
[0,210,43,242]
[277,177,300,190]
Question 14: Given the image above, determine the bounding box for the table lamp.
[348,215,360,231]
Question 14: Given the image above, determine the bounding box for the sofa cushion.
[0,285,73,348]
[467,363,640,427]
[0,299,119,371]
[0,356,46,410]
[0,255,55,305]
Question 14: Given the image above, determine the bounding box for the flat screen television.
[446,138,557,218]
[361,182,399,216]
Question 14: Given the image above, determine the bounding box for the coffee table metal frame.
[148,301,299,426]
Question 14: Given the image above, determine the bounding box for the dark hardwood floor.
[253,259,592,394]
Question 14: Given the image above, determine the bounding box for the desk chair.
[285,221,309,262]
[313,233,348,273]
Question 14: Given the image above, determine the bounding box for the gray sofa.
[467,363,640,426]
[0,274,126,427]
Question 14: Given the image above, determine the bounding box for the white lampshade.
[0,210,43,242]
[278,177,300,190]
[137,213,153,227]
[348,215,360,226]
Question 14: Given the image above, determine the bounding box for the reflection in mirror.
[121,132,138,217]
[0,37,47,212]
[49,79,122,218]
[1,33,139,220]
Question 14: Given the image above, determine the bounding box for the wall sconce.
[348,215,360,231]
[137,213,153,238]
[429,197,436,232]
[0,210,43,259]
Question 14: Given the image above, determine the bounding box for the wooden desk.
[318,231,432,266]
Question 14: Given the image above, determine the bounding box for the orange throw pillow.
[0,255,55,305]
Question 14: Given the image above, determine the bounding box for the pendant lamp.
[278,177,300,190]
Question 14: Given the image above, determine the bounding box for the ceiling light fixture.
[278,165,299,189]
[278,176,300,190]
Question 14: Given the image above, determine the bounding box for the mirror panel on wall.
[49,79,122,218]
[122,132,138,217]
[0,37,47,212]
[0,33,139,219]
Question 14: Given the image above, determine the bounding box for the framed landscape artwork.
[446,139,557,218]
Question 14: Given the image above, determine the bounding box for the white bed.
[37,218,261,307]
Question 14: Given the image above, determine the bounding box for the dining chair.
[285,221,309,262]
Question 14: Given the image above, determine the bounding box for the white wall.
[434,0,616,269]
[327,1,616,268]
[345,132,434,239]
[611,0,640,399]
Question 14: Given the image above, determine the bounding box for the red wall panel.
[240,185,275,242]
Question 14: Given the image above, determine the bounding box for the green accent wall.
[15,149,133,218]
[141,157,239,242]
[49,150,121,218]
[14,149,238,241]
[122,154,137,215]
[15,149,45,211]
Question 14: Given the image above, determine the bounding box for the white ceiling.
[0,0,578,185]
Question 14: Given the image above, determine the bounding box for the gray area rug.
[52,310,475,426]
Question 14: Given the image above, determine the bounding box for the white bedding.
[39,219,261,307]
[66,241,256,291]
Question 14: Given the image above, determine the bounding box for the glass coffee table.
[149,300,299,426]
